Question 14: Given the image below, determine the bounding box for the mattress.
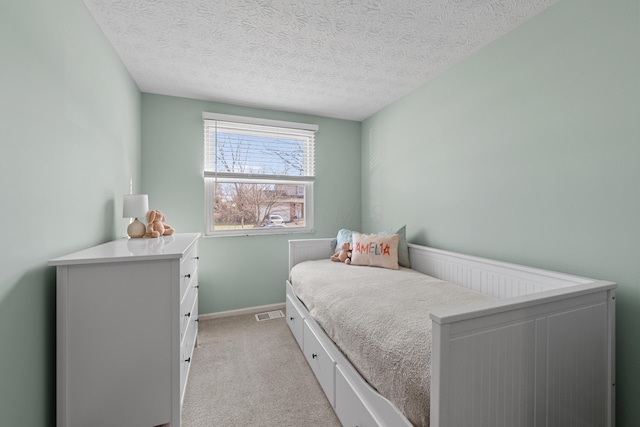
[289,259,496,427]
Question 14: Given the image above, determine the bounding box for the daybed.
[285,238,616,427]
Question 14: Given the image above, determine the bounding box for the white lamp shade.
[123,194,149,219]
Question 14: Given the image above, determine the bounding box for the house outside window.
[203,112,317,236]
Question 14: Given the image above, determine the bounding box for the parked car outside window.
[268,214,284,225]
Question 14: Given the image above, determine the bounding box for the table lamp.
[123,194,149,238]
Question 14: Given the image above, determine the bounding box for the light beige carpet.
[181,313,341,427]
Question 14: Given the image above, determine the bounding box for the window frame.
[203,112,317,237]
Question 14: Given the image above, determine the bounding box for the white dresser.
[49,233,200,427]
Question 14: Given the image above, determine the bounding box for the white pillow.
[350,232,400,270]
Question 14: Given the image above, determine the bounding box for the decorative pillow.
[331,225,410,268]
[350,232,400,270]
[332,228,354,252]
[379,225,410,269]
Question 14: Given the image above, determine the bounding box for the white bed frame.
[286,238,616,427]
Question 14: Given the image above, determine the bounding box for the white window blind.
[204,117,316,181]
[203,112,317,236]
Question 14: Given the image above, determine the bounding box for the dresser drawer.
[179,244,198,301]
[180,294,198,404]
[179,346,191,406]
[180,279,198,347]
[180,267,198,307]
[286,294,304,350]
[186,293,198,352]
[303,320,336,407]
[335,365,380,427]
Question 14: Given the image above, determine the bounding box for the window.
[203,112,317,236]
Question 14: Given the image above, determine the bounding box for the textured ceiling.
[82,0,557,121]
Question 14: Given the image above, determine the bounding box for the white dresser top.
[49,233,200,266]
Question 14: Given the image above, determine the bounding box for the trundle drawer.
[286,294,305,349]
[335,365,380,427]
[303,320,336,407]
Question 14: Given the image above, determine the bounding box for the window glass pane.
[211,181,307,231]
[215,132,309,176]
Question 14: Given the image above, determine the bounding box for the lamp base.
[127,218,146,238]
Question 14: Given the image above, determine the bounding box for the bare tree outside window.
[213,181,302,228]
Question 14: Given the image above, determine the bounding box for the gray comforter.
[289,260,495,427]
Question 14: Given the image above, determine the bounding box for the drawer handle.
[195,285,199,289]
[312,353,318,359]
[185,312,191,318]
[184,273,191,279]
[289,316,295,321]
[185,357,191,363]
[194,256,199,260]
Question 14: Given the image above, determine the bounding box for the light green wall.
[141,93,361,314]
[0,0,141,425]
[362,0,640,424]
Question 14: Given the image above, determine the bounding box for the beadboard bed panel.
[287,238,616,427]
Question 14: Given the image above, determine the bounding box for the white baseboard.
[199,302,286,320]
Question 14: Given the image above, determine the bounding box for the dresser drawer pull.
[184,312,191,318]
[312,353,318,359]
[184,357,191,363]
[289,316,295,321]
[194,256,199,260]
[184,273,191,279]
[195,285,199,289]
